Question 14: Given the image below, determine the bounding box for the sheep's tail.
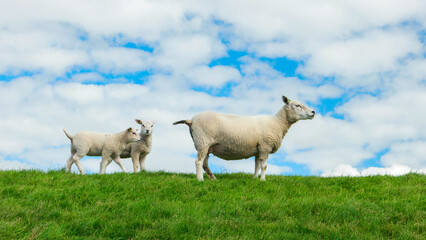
[63,129,73,141]
[173,120,192,127]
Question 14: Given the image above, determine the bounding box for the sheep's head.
[135,119,156,136]
[126,127,141,142]
[282,96,315,122]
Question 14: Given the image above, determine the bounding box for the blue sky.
[0,0,425,177]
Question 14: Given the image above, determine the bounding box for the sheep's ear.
[127,127,132,132]
[152,120,156,124]
[135,119,143,125]
[282,96,291,105]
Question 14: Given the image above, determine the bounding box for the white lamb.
[173,96,315,181]
[63,127,141,174]
[120,119,155,173]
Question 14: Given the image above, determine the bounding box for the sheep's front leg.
[196,148,209,181]
[131,152,140,173]
[113,156,127,173]
[260,158,268,181]
[258,152,270,181]
[139,153,147,172]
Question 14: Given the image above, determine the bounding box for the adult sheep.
[173,96,315,181]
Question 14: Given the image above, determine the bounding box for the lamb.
[173,96,315,181]
[120,119,155,173]
[63,127,141,174]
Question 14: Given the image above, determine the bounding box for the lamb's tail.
[173,120,192,127]
[63,129,73,141]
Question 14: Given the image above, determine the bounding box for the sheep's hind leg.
[203,152,216,180]
[72,154,86,175]
[66,153,74,173]
[195,148,209,181]
[113,156,127,173]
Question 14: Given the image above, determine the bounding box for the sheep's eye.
[142,124,145,127]
[295,104,301,108]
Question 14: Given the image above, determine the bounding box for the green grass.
[0,170,424,239]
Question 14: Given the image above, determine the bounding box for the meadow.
[0,170,424,239]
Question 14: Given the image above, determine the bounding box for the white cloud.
[0,24,90,75]
[302,29,422,89]
[0,158,33,170]
[285,146,374,174]
[154,34,226,72]
[360,165,412,177]
[20,146,69,170]
[321,164,425,177]
[216,0,425,56]
[231,57,343,108]
[55,82,105,104]
[336,89,426,150]
[381,141,426,169]
[185,65,241,87]
[321,165,361,177]
[71,72,105,83]
[91,47,151,74]
[0,0,187,41]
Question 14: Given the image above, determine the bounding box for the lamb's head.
[125,127,141,142]
[282,96,315,122]
[135,119,156,136]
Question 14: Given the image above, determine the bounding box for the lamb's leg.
[253,156,261,178]
[139,153,147,172]
[72,154,85,175]
[202,154,216,180]
[131,152,140,173]
[100,151,113,174]
[196,148,208,181]
[66,153,75,173]
[113,156,127,173]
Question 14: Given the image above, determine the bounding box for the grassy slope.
[0,170,424,239]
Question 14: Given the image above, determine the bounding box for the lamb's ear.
[282,96,290,105]
[152,120,156,124]
[127,127,132,132]
[135,119,143,125]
